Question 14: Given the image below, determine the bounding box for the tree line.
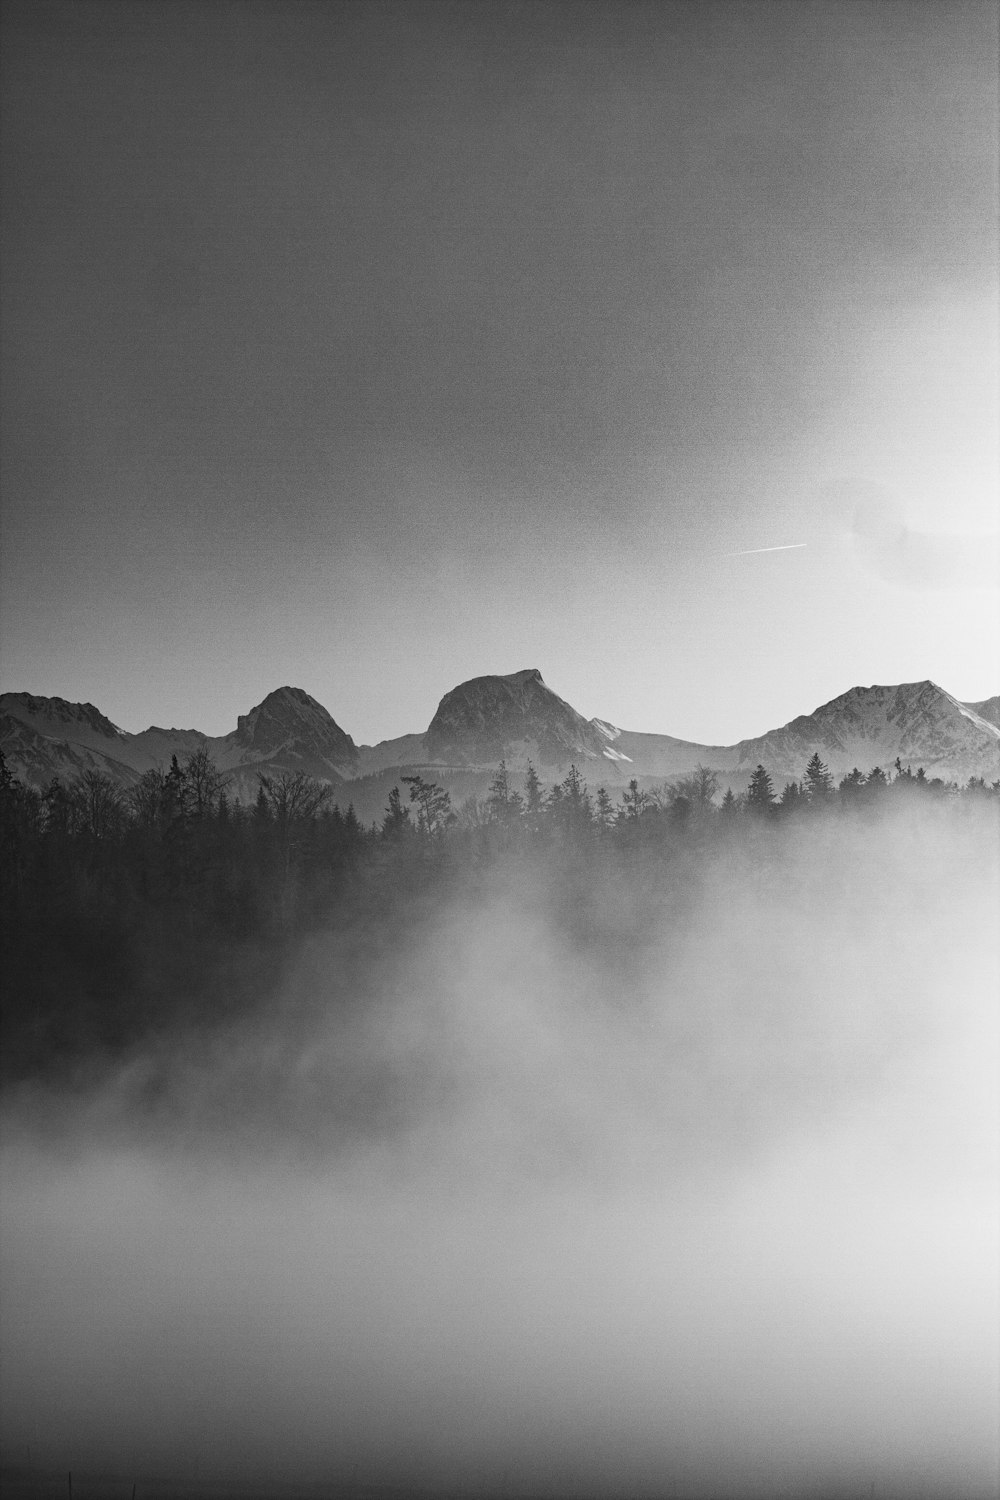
[0,745,995,1081]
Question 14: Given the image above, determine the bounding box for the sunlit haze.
[1,1,997,742]
[1,10,998,1497]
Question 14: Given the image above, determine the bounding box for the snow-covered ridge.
[732,680,1000,781]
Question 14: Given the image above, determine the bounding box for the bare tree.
[257,770,332,822]
[670,763,719,811]
[73,770,124,840]
[129,768,166,828]
[183,746,230,817]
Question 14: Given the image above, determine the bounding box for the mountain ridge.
[3,670,998,801]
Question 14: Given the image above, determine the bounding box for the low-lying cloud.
[2,807,997,1497]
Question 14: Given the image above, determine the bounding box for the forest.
[1,744,995,1087]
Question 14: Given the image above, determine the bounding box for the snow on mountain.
[966,695,1000,731]
[3,673,997,801]
[0,686,357,792]
[733,681,1000,783]
[1,693,127,750]
[606,728,739,778]
[0,708,143,789]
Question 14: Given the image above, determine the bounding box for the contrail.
[724,542,808,557]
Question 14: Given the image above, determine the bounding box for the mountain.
[2,673,997,808]
[732,681,1000,784]
[966,695,1000,730]
[0,686,357,793]
[0,694,149,788]
[218,686,357,780]
[423,668,615,769]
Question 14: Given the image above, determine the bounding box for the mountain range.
[2,671,997,822]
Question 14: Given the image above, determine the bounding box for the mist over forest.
[1,752,997,1499]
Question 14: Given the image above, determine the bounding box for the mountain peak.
[735,679,1000,779]
[232,686,357,771]
[423,669,608,768]
[0,691,124,741]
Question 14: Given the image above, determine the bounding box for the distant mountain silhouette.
[3,671,998,804]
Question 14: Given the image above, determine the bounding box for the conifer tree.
[559,764,592,828]
[381,785,411,838]
[866,766,887,793]
[595,786,615,833]
[523,762,544,832]
[838,768,866,802]
[402,775,455,836]
[804,752,833,800]
[745,764,775,815]
[486,761,523,824]
[779,780,803,811]
[621,778,648,820]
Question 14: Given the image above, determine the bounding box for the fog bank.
[2,809,997,1497]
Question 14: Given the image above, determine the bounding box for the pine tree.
[162,754,189,823]
[838,768,865,802]
[402,775,455,836]
[381,785,411,838]
[486,760,523,825]
[523,762,544,832]
[866,766,888,793]
[559,764,592,827]
[804,752,833,800]
[621,778,648,820]
[745,764,775,815]
[595,786,615,833]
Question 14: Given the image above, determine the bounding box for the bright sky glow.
[1,1,996,744]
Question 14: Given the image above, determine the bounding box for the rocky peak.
[734,679,1000,781]
[423,668,609,767]
[232,686,358,769]
[0,692,125,742]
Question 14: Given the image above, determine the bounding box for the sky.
[1,0,997,746]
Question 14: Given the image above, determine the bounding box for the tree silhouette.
[401,775,455,836]
[621,778,648,820]
[381,785,411,838]
[523,762,544,832]
[486,761,523,825]
[745,764,775,815]
[804,752,833,801]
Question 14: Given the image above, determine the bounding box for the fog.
[2,807,997,1498]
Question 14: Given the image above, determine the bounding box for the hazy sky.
[2,0,997,744]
